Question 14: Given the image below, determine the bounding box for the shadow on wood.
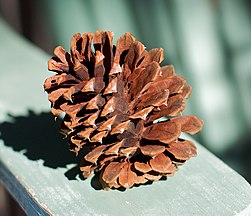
[0,110,77,169]
[0,110,109,190]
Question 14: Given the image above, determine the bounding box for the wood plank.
[0,17,250,216]
[1,136,251,216]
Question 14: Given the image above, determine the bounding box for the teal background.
[0,0,250,182]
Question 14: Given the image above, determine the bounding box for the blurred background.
[0,0,251,215]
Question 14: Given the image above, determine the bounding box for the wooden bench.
[0,18,250,216]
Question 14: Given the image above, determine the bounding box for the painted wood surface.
[0,18,251,216]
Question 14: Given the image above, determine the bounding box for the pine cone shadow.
[0,110,77,168]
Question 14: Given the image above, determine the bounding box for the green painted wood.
[0,17,251,216]
[1,135,251,216]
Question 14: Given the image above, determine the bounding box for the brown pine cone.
[44,31,203,190]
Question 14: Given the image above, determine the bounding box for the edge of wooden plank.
[0,161,51,216]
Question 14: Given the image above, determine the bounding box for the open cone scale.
[44,31,203,190]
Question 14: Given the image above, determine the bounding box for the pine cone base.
[44,30,203,190]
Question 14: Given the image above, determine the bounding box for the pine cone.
[44,31,203,190]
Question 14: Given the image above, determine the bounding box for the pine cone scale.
[166,140,197,161]
[118,162,137,188]
[149,153,172,173]
[128,61,160,100]
[142,121,181,144]
[134,162,152,173]
[101,161,123,184]
[140,144,165,157]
